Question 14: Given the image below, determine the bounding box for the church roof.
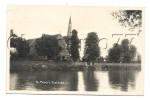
[60,49,70,56]
[28,34,69,56]
[28,39,36,47]
[28,34,61,47]
[63,36,70,39]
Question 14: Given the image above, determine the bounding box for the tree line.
[10,29,80,62]
[10,29,138,63]
[107,39,137,63]
[10,10,141,64]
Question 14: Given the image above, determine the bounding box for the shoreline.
[10,60,141,72]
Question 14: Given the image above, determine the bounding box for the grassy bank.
[10,60,141,72]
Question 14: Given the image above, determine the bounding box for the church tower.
[67,16,72,38]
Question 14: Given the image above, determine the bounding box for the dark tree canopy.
[121,39,130,53]
[123,52,132,63]
[108,43,122,63]
[10,29,18,38]
[35,36,62,60]
[16,38,30,58]
[129,45,137,59]
[10,29,18,48]
[121,39,137,62]
[10,30,29,59]
[70,29,80,62]
[111,10,142,35]
[84,32,100,64]
[108,39,137,63]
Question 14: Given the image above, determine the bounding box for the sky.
[7,5,144,58]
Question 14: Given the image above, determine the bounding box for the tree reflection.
[83,70,99,91]
[108,70,140,91]
[10,72,36,90]
[10,69,141,92]
[11,71,78,91]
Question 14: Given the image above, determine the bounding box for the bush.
[10,52,18,60]
[28,54,36,60]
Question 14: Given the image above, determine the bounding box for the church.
[28,16,72,61]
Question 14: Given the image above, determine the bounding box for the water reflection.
[82,70,99,91]
[10,73,18,90]
[10,72,37,90]
[10,69,141,92]
[78,72,85,91]
[108,70,140,91]
[10,71,78,91]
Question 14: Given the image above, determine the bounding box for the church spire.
[67,16,72,38]
[69,16,71,24]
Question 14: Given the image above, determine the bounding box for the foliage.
[111,10,142,35]
[10,29,18,48]
[123,52,132,63]
[129,45,137,59]
[70,29,80,62]
[35,36,62,60]
[137,54,141,63]
[97,56,104,63]
[84,32,100,64]
[10,51,18,60]
[10,30,30,59]
[121,39,129,53]
[121,39,137,62]
[108,39,137,63]
[108,43,122,63]
[16,38,30,58]
[28,54,37,61]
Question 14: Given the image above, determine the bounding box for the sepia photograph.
[6,5,144,95]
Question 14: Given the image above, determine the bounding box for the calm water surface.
[10,69,142,93]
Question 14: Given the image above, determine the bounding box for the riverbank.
[10,60,141,72]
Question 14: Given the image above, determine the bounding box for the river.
[10,69,143,94]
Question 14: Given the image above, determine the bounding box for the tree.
[123,52,132,63]
[121,39,129,54]
[35,36,62,60]
[10,29,18,48]
[108,39,137,63]
[121,39,137,62]
[84,32,100,65]
[16,37,30,59]
[97,56,104,63]
[137,54,141,63]
[108,43,122,63]
[111,10,142,35]
[129,45,137,60]
[70,29,80,62]
[10,29,29,59]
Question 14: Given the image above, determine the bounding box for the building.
[28,16,72,61]
[82,54,91,65]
